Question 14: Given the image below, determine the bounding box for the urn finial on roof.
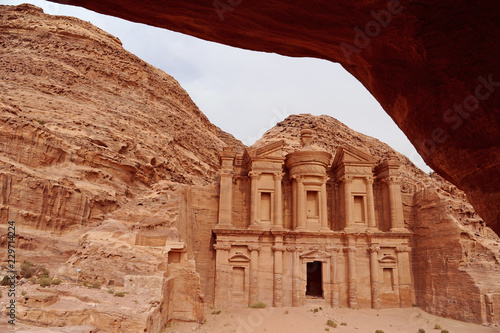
[300,125,314,148]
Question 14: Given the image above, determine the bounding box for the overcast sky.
[3,0,431,172]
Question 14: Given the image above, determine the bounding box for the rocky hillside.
[0,4,498,332]
[0,3,243,232]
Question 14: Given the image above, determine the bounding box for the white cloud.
[2,0,431,172]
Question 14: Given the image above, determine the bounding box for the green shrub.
[211,310,221,315]
[107,289,115,294]
[441,331,449,333]
[340,322,347,326]
[375,330,385,333]
[114,291,125,297]
[20,260,35,278]
[40,268,50,278]
[326,320,337,328]
[418,329,426,333]
[250,302,266,308]
[0,275,10,286]
[52,278,62,285]
[434,324,442,329]
[83,281,101,289]
[39,276,52,287]
[314,308,319,313]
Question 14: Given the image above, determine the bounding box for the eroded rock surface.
[0,4,499,332]
[46,0,500,235]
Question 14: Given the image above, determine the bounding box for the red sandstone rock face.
[47,0,500,235]
[0,4,243,231]
[0,5,499,330]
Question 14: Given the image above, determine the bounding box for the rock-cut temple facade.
[212,127,413,309]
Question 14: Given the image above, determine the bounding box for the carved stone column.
[218,170,234,226]
[396,245,412,307]
[388,176,405,231]
[248,244,261,305]
[344,240,357,308]
[327,246,340,307]
[272,245,286,307]
[288,246,302,306]
[320,180,329,230]
[368,245,381,309]
[249,171,260,228]
[214,242,231,308]
[296,177,306,229]
[343,176,353,228]
[217,148,236,227]
[273,173,284,229]
[366,177,377,230]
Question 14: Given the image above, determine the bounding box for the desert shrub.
[114,291,125,297]
[40,268,50,278]
[440,331,449,333]
[39,276,52,287]
[250,302,266,308]
[211,310,221,315]
[284,310,289,314]
[20,260,35,278]
[314,308,319,313]
[83,281,101,289]
[52,278,62,285]
[375,330,385,333]
[418,329,426,333]
[107,289,115,294]
[340,322,347,326]
[326,320,337,328]
[0,275,10,286]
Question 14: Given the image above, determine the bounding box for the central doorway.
[306,261,323,297]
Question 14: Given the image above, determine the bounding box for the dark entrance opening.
[306,261,323,297]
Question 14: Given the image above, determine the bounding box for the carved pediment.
[332,145,375,169]
[379,255,397,264]
[229,252,251,262]
[299,249,331,260]
[247,140,286,159]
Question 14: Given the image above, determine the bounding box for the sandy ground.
[171,304,500,333]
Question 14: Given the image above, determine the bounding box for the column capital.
[365,176,374,184]
[273,172,284,181]
[368,245,380,253]
[286,245,302,252]
[248,244,261,252]
[326,246,341,253]
[272,245,286,252]
[248,171,261,179]
[220,171,234,177]
[214,243,231,251]
[344,246,356,253]
[340,175,353,183]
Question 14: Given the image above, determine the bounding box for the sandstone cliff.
[0,4,499,332]
[0,3,243,232]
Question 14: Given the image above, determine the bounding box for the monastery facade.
[212,127,413,309]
